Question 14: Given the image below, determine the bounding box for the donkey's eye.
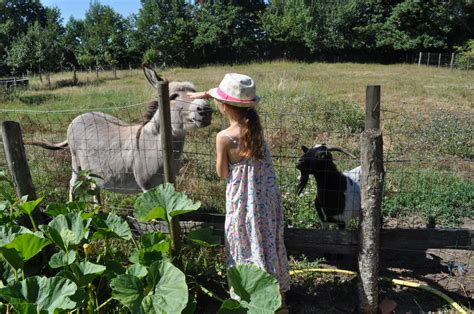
[170,93,179,101]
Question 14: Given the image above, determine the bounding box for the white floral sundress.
[225,142,290,294]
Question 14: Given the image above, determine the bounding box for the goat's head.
[296,144,356,195]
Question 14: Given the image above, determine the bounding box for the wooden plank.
[126,215,473,253]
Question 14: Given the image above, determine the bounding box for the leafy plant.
[0,276,79,313]
[110,260,188,313]
[218,264,282,313]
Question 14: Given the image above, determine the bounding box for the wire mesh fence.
[1,99,471,231]
[412,52,473,70]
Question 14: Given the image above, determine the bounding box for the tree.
[6,7,64,87]
[135,0,196,66]
[0,0,48,75]
[261,0,311,59]
[79,1,127,78]
[377,0,459,51]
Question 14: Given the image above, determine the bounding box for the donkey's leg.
[69,171,78,202]
[91,182,101,206]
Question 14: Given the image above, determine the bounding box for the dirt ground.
[287,248,473,313]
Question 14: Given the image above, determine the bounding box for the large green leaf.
[45,203,69,217]
[0,234,51,270]
[40,213,90,251]
[134,183,200,222]
[226,265,281,314]
[136,232,171,265]
[69,261,106,288]
[16,197,43,216]
[91,213,132,240]
[0,275,78,313]
[126,264,148,279]
[187,228,221,247]
[0,225,33,247]
[111,260,188,314]
[145,260,188,313]
[110,274,144,313]
[49,251,76,269]
[218,299,247,314]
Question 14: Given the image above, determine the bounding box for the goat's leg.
[69,171,78,202]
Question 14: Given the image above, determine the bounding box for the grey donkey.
[27,65,212,202]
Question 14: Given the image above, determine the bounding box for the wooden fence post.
[358,86,384,313]
[438,53,441,67]
[1,121,37,200]
[418,52,422,65]
[450,53,455,70]
[157,81,182,256]
[427,52,430,66]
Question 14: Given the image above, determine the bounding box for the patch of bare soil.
[287,248,473,313]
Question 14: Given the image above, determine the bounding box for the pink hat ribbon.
[216,87,256,103]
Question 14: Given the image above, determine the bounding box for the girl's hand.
[187,91,210,99]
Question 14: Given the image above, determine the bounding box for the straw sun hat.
[208,73,260,108]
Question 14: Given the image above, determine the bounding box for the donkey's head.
[143,65,212,131]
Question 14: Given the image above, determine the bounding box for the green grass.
[1,61,472,227]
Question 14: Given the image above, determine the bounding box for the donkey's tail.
[24,140,68,150]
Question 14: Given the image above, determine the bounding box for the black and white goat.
[296,144,360,230]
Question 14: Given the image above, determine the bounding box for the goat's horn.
[326,146,357,159]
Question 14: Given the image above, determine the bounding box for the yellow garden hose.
[289,268,467,314]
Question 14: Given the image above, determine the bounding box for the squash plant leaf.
[69,261,106,288]
[218,299,247,314]
[126,264,148,279]
[226,265,281,313]
[187,228,221,247]
[134,183,200,222]
[16,197,43,216]
[0,233,51,271]
[49,250,76,269]
[0,276,78,313]
[110,274,145,313]
[40,213,90,251]
[45,203,69,217]
[111,260,188,314]
[0,225,33,247]
[91,213,132,241]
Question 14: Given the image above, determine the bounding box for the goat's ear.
[143,64,164,88]
[302,145,309,153]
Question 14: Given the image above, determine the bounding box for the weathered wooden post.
[358,86,384,313]
[418,52,422,65]
[1,121,37,200]
[427,52,430,66]
[450,53,455,70]
[157,81,182,256]
[438,53,442,67]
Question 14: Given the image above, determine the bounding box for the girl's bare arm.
[215,132,230,179]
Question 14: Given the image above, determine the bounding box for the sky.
[40,0,142,23]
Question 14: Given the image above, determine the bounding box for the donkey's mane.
[142,81,196,125]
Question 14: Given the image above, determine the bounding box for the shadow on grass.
[19,94,56,106]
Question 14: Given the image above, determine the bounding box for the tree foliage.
[1,0,473,75]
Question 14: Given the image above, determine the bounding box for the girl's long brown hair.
[236,107,264,160]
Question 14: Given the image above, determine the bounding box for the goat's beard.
[296,173,309,195]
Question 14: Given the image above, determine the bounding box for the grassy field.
[1,61,472,228]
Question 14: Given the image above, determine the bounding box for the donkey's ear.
[302,145,309,153]
[142,64,164,88]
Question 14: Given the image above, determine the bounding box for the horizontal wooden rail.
[126,215,473,255]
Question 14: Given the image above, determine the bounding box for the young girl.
[189,73,290,311]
